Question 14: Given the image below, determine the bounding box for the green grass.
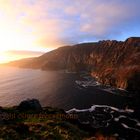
[0,107,89,140]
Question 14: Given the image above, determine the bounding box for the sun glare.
[0,26,34,51]
[0,23,41,63]
[0,52,8,63]
[0,51,26,64]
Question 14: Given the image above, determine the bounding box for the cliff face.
[8,37,140,93]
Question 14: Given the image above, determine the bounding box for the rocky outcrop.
[0,99,88,140]
[17,99,42,112]
[8,37,140,94]
[0,99,140,139]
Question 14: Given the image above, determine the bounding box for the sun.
[0,26,34,51]
[0,52,8,63]
[0,25,52,63]
[0,16,53,64]
[0,51,23,64]
[0,24,38,63]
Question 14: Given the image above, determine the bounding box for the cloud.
[62,0,140,40]
[0,0,140,50]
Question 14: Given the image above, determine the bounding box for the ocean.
[0,66,130,110]
[0,66,139,139]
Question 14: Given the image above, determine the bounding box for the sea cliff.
[8,37,140,94]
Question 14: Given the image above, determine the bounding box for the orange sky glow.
[0,0,140,63]
[0,1,59,63]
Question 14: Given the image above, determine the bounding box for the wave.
[66,104,140,139]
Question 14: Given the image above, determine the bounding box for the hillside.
[0,99,139,140]
[8,37,140,94]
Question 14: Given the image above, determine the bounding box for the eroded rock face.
[8,37,140,93]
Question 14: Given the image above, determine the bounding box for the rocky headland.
[7,37,140,95]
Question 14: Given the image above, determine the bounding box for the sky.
[0,0,140,63]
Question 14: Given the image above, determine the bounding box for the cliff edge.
[8,37,140,94]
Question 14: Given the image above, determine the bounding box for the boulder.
[17,99,42,112]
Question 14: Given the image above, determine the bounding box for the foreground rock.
[68,105,140,140]
[17,99,42,112]
[0,99,88,139]
[0,99,140,139]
